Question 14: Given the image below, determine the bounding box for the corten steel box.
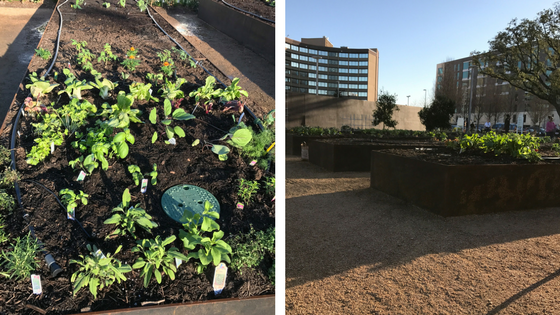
[370,151,560,216]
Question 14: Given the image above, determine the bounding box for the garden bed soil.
[0,1,274,314]
[371,149,560,216]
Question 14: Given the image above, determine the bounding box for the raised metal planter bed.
[198,0,274,63]
[370,151,560,216]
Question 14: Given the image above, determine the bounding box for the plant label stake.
[94,249,106,259]
[141,179,148,193]
[50,142,55,154]
[249,160,257,166]
[77,171,86,181]
[238,112,245,124]
[272,196,275,202]
[212,263,227,295]
[175,258,182,268]
[67,207,75,220]
[31,274,42,294]
[168,138,176,145]
[236,203,244,209]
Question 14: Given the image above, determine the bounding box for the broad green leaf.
[211,247,222,266]
[172,109,195,121]
[152,132,158,143]
[164,99,172,117]
[154,269,162,284]
[117,141,129,159]
[132,260,145,269]
[218,154,228,161]
[161,119,172,125]
[162,235,176,246]
[211,144,230,155]
[113,132,126,143]
[103,213,122,225]
[201,217,219,233]
[73,273,88,296]
[165,126,174,139]
[231,129,252,147]
[126,133,135,144]
[198,249,212,265]
[174,126,185,138]
[192,139,200,146]
[122,189,131,205]
[149,108,157,124]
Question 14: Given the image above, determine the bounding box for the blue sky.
[286,0,558,107]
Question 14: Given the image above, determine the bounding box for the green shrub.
[0,233,40,280]
[229,227,275,275]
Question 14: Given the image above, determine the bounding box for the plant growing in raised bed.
[25,72,59,100]
[229,226,275,276]
[189,76,222,113]
[128,165,143,186]
[0,233,40,280]
[89,77,118,100]
[237,178,259,204]
[70,244,132,299]
[149,98,194,144]
[104,189,157,239]
[157,49,175,77]
[97,43,118,65]
[34,48,51,61]
[59,189,89,217]
[121,47,140,71]
[179,201,232,274]
[132,235,189,287]
[159,77,186,101]
[129,82,159,102]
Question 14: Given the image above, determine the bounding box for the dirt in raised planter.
[0,1,274,314]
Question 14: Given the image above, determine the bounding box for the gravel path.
[286,155,560,314]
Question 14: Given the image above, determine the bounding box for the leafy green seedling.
[59,189,89,214]
[0,233,40,280]
[220,78,248,101]
[147,164,158,185]
[104,189,157,239]
[189,76,222,114]
[26,72,59,99]
[129,82,158,102]
[128,165,143,186]
[70,244,131,299]
[35,48,52,60]
[131,235,189,288]
[237,178,258,204]
[159,77,186,101]
[89,77,118,100]
[149,98,194,144]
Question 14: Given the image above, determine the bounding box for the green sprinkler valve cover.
[161,184,220,223]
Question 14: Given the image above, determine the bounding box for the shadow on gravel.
[286,156,560,289]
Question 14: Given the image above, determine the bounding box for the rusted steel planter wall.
[198,0,274,63]
[371,151,560,216]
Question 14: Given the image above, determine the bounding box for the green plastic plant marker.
[161,185,220,224]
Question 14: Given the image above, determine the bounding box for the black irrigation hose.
[22,179,92,239]
[145,4,265,131]
[220,0,275,24]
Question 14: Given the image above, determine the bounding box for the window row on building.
[286,70,367,81]
[289,53,368,66]
[285,43,368,59]
[286,78,367,89]
[286,85,368,97]
[288,61,369,73]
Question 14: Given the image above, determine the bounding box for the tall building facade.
[436,56,557,127]
[285,37,379,102]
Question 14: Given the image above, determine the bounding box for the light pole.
[407,95,410,106]
[423,89,426,106]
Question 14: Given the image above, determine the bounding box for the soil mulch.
[380,145,560,165]
[286,155,560,314]
[0,1,274,314]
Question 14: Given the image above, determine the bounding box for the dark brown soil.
[0,1,274,314]
[214,0,275,23]
[380,146,560,165]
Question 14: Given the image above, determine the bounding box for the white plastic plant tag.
[168,138,176,145]
[94,249,106,259]
[67,207,75,220]
[149,88,153,95]
[175,258,182,268]
[17,131,20,138]
[141,179,148,193]
[236,203,244,210]
[77,171,86,181]
[249,160,257,166]
[31,274,42,294]
[238,112,245,124]
[212,263,227,295]
[50,142,55,154]
[272,196,275,202]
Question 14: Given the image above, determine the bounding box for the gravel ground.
[286,155,560,314]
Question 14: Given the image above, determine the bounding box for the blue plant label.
[141,179,148,193]
[212,263,227,295]
[77,171,86,181]
[31,274,42,294]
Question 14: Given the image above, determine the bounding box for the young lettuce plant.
[101,91,143,128]
[70,244,132,299]
[146,73,164,86]
[149,98,194,144]
[26,72,59,99]
[58,69,93,100]
[129,82,159,102]
[220,77,248,102]
[89,77,118,100]
[189,76,223,114]
[103,189,157,239]
[131,235,189,288]
[159,77,186,101]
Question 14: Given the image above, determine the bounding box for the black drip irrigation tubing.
[145,4,265,131]
[220,0,275,24]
